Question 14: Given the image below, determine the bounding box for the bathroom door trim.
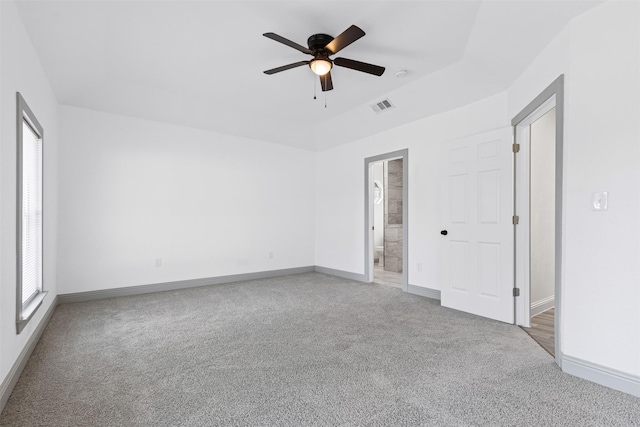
[364,149,409,291]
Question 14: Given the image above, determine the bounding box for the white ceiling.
[15,0,601,151]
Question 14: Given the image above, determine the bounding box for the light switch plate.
[592,192,608,211]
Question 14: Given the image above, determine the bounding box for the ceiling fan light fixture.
[309,58,332,76]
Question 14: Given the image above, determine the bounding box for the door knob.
[440,230,448,236]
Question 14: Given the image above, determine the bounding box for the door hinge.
[512,215,519,225]
[513,288,520,297]
[512,143,520,153]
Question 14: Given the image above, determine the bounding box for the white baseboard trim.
[58,266,316,304]
[0,296,58,414]
[407,284,441,300]
[530,295,555,317]
[562,354,640,397]
[314,266,366,282]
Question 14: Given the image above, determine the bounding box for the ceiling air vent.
[371,98,395,114]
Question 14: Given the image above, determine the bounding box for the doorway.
[372,159,403,288]
[512,75,564,365]
[365,149,408,291]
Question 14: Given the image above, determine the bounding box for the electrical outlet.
[155,258,162,267]
[417,262,422,272]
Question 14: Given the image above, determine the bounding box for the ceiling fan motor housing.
[307,34,334,53]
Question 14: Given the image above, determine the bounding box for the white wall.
[530,108,556,312]
[0,0,58,389]
[57,106,316,294]
[315,93,508,288]
[510,1,639,377]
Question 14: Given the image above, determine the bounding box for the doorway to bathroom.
[364,149,408,291]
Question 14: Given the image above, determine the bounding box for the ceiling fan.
[263,25,385,92]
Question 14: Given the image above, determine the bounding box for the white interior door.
[440,128,514,323]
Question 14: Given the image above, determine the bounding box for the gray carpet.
[1,273,638,426]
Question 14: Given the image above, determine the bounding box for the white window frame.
[16,92,47,334]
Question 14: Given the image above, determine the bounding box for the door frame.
[364,149,408,291]
[511,75,564,367]
[513,95,556,328]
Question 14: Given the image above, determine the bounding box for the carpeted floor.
[1,273,638,426]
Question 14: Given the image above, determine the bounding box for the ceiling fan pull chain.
[314,76,317,100]
[325,92,327,108]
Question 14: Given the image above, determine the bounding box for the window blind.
[21,120,42,307]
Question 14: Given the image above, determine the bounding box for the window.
[16,92,47,334]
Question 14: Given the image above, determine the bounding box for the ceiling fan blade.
[320,72,333,92]
[324,25,365,55]
[334,57,385,76]
[264,61,310,75]
[263,32,312,55]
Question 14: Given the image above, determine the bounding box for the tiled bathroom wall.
[384,159,403,273]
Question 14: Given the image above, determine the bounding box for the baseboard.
[562,354,640,397]
[0,296,58,414]
[407,284,441,300]
[531,295,555,317]
[58,266,316,304]
[314,266,366,282]
[60,267,435,305]
[312,268,442,301]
